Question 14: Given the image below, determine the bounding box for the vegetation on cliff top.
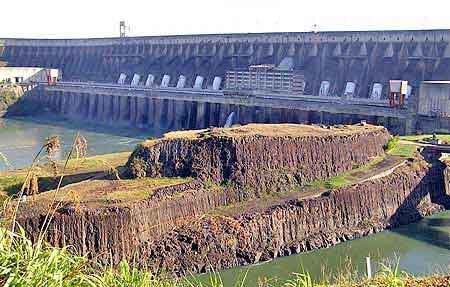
[400,134,450,143]
[384,136,418,158]
[1,152,192,212]
[0,152,131,200]
[141,123,386,147]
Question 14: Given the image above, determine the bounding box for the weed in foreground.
[0,151,13,171]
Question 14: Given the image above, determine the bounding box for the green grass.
[306,156,386,190]
[400,134,450,143]
[0,175,26,197]
[64,152,130,171]
[308,175,351,190]
[104,177,191,201]
[383,135,418,158]
[387,143,418,158]
[384,136,400,153]
[0,152,132,200]
[323,175,349,189]
[349,156,385,174]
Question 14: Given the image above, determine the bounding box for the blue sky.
[1,0,449,38]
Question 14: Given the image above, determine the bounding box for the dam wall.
[22,86,410,134]
[3,30,450,98]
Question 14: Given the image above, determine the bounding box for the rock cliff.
[127,124,390,192]
[137,158,446,275]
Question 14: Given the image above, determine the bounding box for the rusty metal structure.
[389,80,408,108]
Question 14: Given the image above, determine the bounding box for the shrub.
[385,136,400,152]
[128,157,148,179]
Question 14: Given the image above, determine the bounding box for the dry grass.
[141,124,385,147]
[210,123,384,138]
[19,176,192,211]
[0,152,131,200]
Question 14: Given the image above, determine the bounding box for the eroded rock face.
[18,157,447,276]
[127,124,390,192]
[137,160,446,275]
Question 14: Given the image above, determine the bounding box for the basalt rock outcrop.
[16,124,450,276]
[18,155,447,275]
[137,158,446,275]
[127,124,390,192]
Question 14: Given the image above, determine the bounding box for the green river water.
[0,118,448,283]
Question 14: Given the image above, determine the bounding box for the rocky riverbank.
[0,85,23,115]
[136,156,446,275]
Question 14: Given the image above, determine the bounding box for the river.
[0,117,146,171]
[0,117,448,283]
[203,211,449,285]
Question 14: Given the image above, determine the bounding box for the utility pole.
[120,21,127,38]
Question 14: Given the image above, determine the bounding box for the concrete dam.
[3,30,450,98]
[26,83,412,135]
[5,29,450,134]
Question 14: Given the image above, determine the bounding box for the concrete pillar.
[81,94,89,119]
[238,105,250,124]
[119,96,129,123]
[166,99,175,129]
[153,99,163,132]
[173,100,186,130]
[404,117,415,135]
[63,93,70,115]
[112,95,120,122]
[209,103,218,126]
[49,92,56,110]
[50,92,56,113]
[185,101,196,129]
[129,96,137,125]
[88,94,96,120]
[135,97,147,128]
[57,92,63,113]
[218,104,230,127]
[97,94,104,121]
[103,95,112,123]
[147,98,155,128]
[196,102,206,128]
[65,93,73,117]
[71,93,79,117]
[59,92,66,115]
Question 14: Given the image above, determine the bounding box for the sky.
[1,0,449,39]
